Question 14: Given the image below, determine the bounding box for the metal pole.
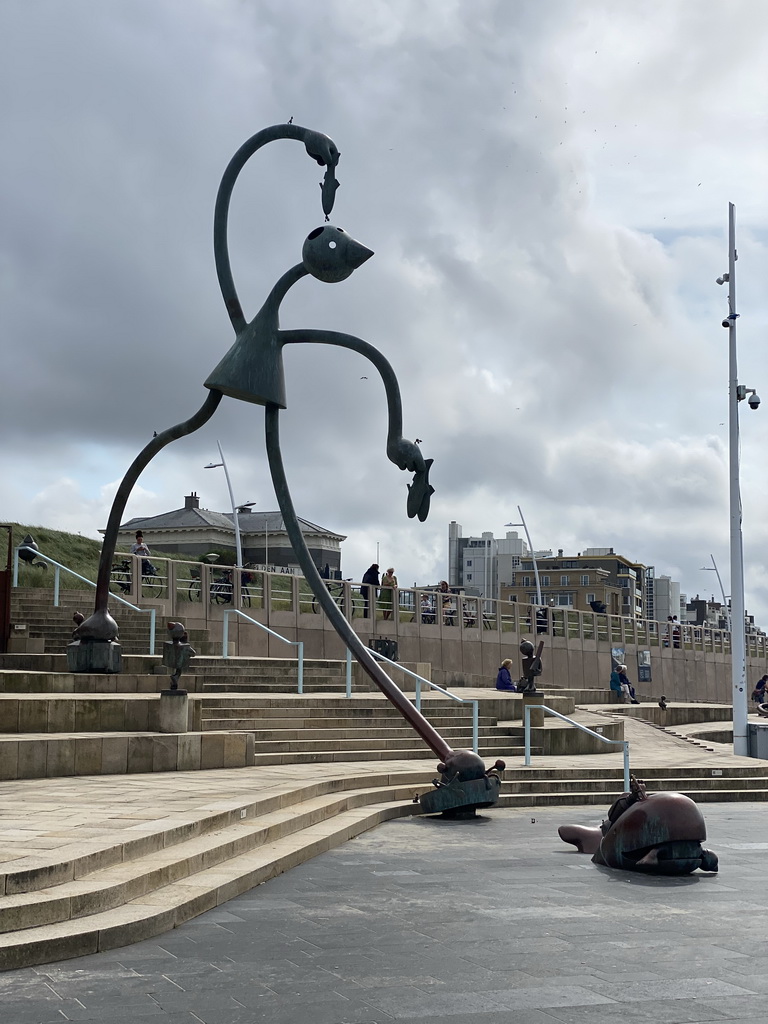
[472,701,479,754]
[297,640,304,694]
[518,506,542,606]
[709,554,731,632]
[726,203,748,756]
[524,704,531,765]
[217,441,243,568]
[222,610,229,658]
[623,742,630,793]
[265,517,269,568]
[345,646,352,698]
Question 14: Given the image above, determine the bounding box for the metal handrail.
[222,608,304,692]
[523,703,630,791]
[365,648,479,753]
[13,546,157,654]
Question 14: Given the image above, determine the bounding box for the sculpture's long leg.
[88,390,222,623]
[264,403,452,761]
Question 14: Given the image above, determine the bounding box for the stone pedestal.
[522,691,546,729]
[159,689,189,733]
[66,640,123,674]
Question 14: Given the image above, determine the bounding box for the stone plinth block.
[66,641,123,675]
[522,691,546,729]
[159,690,189,734]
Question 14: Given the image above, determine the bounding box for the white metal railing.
[13,549,750,662]
[523,703,630,790]
[221,608,304,691]
[13,546,157,654]
[365,648,479,753]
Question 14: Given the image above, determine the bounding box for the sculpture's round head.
[302,225,374,283]
[520,639,535,658]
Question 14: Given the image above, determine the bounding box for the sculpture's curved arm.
[214,125,340,333]
[280,328,422,472]
[280,328,434,520]
[92,389,222,613]
[264,404,452,761]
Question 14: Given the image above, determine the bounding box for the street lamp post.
[717,203,760,757]
[204,440,249,568]
[699,555,730,632]
[505,506,542,606]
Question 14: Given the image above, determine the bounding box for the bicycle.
[110,559,162,598]
[312,579,351,614]
[210,570,233,604]
[187,567,251,606]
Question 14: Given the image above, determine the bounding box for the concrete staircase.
[0,769,427,971]
[10,588,215,656]
[199,695,536,764]
[2,759,768,971]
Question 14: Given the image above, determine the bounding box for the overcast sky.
[1,0,767,621]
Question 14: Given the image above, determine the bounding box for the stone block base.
[66,641,123,675]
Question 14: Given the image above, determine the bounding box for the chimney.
[185,492,200,510]
[558,549,563,557]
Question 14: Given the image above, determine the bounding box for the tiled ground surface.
[1,801,764,1024]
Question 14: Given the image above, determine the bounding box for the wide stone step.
[500,774,768,795]
[499,787,768,807]
[0,784,420,938]
[219,725,501,741]
[200,715,493,731]
[252,745,523,766]
[0,797,418,971]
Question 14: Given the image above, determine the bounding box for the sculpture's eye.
[328,241,337,249]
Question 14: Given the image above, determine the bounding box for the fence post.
[472,700,478,753]
[524,705,531,766]
[345,647,352,698]
[297,641,304,694]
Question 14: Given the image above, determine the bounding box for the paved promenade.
[0,709,765,1022]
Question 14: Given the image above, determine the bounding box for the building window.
[541,575,550,587]
[466,560,472,567]
[522,576,531,587]
[466,574,472,581]
[587,593,595,604]
[560,575,569,586]
[556,593,574,606]
[581,575,589,586]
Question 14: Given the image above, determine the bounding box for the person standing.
[380,567,397,620]
[360,564,379,618]
[439,580,455,625]
[130,531,155,576]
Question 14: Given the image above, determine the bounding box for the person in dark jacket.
[495,659,516,691]
[360,563,379,618]
[752,675,768,704]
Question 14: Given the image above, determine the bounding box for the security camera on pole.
[717,203,760,757]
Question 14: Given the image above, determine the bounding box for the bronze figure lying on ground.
[558,776,718,875]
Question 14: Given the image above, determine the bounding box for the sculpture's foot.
[73,608,119,642]
[417,751,504,816]
[558,824,602,855]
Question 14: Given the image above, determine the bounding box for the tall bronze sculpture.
[69,123,501,812]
